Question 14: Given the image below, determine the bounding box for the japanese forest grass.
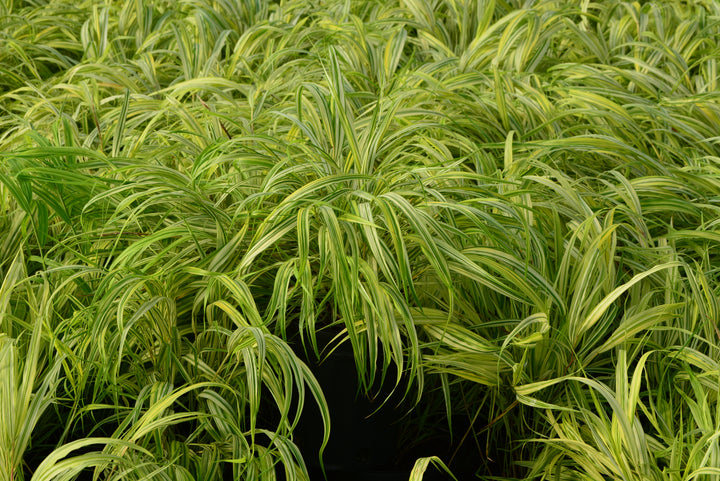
[1,0,720,479]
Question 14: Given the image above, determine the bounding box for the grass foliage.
[2,0,720,479]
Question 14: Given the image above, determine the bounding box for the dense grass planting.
[2,0,720,479]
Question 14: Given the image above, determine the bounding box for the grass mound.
[1,0,720,479]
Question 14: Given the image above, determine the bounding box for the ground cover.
[1,0,720,479]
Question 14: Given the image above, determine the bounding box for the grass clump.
[2,0,720,479]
